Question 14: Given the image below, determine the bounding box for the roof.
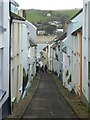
[67,9,83,24]
[49,32,66,44]
[26,20,37,30]
[11,0,19,7]
[71,27,82,36]
[56,32,67,42]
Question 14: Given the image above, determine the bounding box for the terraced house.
[0,0,37,119]
[10,0,25,110]
[10,0,37,111]
[22,20,37,97]
[0,0,10,119]
[64,9,83,98]
[82,0,90,107]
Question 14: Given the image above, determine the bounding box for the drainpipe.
[9,0,12,115]
[80,32,82,100]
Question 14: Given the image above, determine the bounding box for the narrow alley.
[0,0,89,119]
[22,72,77,118]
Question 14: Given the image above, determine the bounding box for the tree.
[44,24,57,35]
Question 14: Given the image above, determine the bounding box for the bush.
[44,24,57,35]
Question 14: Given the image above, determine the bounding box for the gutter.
[9,0,12,115]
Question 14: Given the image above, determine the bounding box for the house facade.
[26,21,37,80]
[21,21,37,98]
[0,0,37,118]
[82,0,90,106]
[48,41,57,73]
[62,37,68,87]
[10,0,25,110]
[40,46,47,66]
[11,19,24,108]
[0,0,10,119]
[10,0,37,110]
[66,10,83,96]
[49,33,66,78]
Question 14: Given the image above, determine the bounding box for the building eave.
[26,20,37,31]
[11,0,19,7]
[71,27,82,36]
[67,9,83,24]
[56,32,67,42]
[49,32,67,44]
[11,12,25,21]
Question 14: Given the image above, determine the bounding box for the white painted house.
[26,21,37,80]
[62,37,68,87]
[10,0,25,110]
[63,10,83,95]
[40,44,50,69]
[49,33,66,78]
[0,0,10,119]
[82,0,90,106]
[49,41,58,73]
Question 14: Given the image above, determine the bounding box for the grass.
[26,9,80,23]
[52,9,80,17]
[26,9,50,22]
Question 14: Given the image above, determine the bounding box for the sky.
[15,0,83,10]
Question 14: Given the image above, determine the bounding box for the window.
[88,62,90,79]
[84,4,87,38]
[0,1,6,33]
[0,1,3,27]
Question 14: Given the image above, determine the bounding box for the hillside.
[26,9,80,22]
[26,9,80,35]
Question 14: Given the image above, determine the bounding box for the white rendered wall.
[72,34,80,94]
[82,0,90,102]
[0,1,9,108]
[11,22,23,103]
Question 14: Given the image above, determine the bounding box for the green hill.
[25,9,81,35]
[26,9,80,23]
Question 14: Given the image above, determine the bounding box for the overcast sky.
[15,0,83,10]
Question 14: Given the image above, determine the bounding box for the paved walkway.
[22,72,77,118]
[53,73,89,118]
[7,72,89,119]
[7,74,40,119]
